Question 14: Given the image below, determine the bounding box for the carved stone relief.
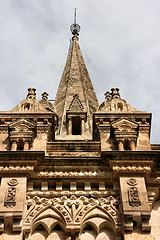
[37,167,107,178]
[3,179,18,208]
[24,195,122,233]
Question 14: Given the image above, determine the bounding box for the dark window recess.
[17,142,24,150]
[72,117,81,135]
[24,103,30,110]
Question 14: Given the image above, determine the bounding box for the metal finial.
[70,8,80,36]
[74,8,76,24]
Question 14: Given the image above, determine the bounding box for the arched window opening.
[24,103,30,111]
[72,116,81,135]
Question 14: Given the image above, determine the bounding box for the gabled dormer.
[9,118,36,151]
[111,117,138,150]
[66,94,86,135]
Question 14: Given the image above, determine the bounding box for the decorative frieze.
[24,195,121,231]
[37,167,108,178]
[110,161,153,177]
[0,163,34,173]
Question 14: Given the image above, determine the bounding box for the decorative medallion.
[8,178,18,186]
[127,178,137,186]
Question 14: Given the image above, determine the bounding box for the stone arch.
[32,207,66,225]
[48,224,65,240]
[81,206,117,231]
[32,221,49,235]
[28,206,66,240]
[31,223,65,240]
[31,207,66,233]
[96,229,115,240]
[31,223,47,240]
[80,207,116,240]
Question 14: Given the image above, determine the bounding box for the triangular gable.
[9,118,36,132]
[68,94,84,112]
[111,117,138,132]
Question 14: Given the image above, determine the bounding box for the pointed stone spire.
[54,13,99,138]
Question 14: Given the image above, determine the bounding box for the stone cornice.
[110,160,153,178]
[36,166,111,178]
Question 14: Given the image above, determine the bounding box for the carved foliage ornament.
[25,195,121,230]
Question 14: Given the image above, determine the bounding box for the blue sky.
[0,0,160,143]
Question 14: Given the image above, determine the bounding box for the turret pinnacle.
[54,13,99,139]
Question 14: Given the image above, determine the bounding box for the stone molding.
[37,167,108,178]
[27,190,115,198]
[110,161,153,178]
[0,162,35,173]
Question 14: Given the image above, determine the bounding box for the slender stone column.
[130,139,136,151]
[23,141,30,151]
[68,117,72,135]
[118,140,124,151]
[81,118,85,135]
[11,141,17,151]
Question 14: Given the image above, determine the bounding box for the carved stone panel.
[0,177,27,216]
[120,177,150,215]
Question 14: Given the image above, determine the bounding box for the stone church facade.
[0,18,160,240]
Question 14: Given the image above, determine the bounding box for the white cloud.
[0,0,160,142]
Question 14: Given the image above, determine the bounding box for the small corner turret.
[94,88,152,151]
[0,88,57,151]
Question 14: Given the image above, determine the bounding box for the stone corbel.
[110,160,153,178]
[0,177,27,233]
[120,177,151,232]
[109,158,153,233]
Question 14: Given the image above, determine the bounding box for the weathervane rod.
[70,8,80,36]
[74,8,76,25]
